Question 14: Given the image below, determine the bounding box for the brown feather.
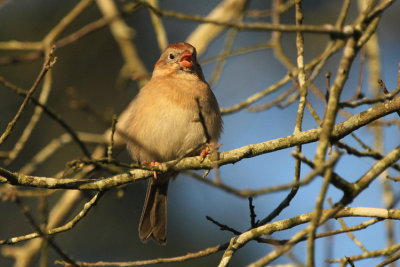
[118,42,222,244]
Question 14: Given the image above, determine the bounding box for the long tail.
[138,178,169,245]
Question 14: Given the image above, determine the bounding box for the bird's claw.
[142,161,162,179]
[200,143,222,161]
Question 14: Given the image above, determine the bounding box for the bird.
[118,42,223,245]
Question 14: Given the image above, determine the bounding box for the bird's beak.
[179,51,194,68]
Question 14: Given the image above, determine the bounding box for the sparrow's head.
[153,42,205,80]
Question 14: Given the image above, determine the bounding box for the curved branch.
[136,0,355,38]
[1,96,399,190]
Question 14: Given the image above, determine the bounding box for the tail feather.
[139,179,169,245]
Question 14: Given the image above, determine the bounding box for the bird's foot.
[142,161,162,179]
[200,143,222,161]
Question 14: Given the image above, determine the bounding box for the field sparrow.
[119,42,222,244]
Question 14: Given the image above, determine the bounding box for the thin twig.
[248,197,257,228]
[136,0,355,37]
[0,192,103,245]
[56,244,225,266]
[13,196,79,266]
[206,216,242,235]
[0,77,92,159]
[0,46,56,146]
[107,115,118,162]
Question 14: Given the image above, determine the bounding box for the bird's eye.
[169,53,175,60]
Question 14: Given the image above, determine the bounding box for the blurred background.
[0,0,400,266]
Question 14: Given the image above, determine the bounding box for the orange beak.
[179,51,194,68]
